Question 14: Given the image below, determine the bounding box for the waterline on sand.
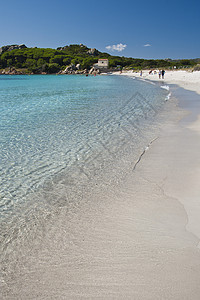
[2,75,200,299]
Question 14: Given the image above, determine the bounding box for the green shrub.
[47,63,60,73]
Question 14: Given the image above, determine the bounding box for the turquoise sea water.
[0,74,168,275]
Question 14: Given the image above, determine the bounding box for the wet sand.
[2,81,200,299]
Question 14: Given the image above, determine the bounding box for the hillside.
[0,44,198,74]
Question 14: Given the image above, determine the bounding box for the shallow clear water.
[0,74,168,273]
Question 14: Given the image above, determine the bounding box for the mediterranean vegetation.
[0,44,199,74]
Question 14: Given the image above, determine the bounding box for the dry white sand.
[2,71,200,299]
[121,69,200,95]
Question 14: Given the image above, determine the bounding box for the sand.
[121,69,200,95]
[119,70,200,241]
[2,71,200,299]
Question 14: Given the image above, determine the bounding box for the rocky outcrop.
[89,67,95,74]
[89,67,100,75]
[87,48,99,56]
[57,44,86,51]
[57,63,101,75]
[57,64,89,75]
[61,64,77,74]
[0,44,27,54]
[57,46,67,51]
[0,67,24,75]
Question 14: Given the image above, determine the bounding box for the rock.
[87,48,99,56]
[0,44,27,54]
[89,67,95,74]
[57,44,86,51]
[65,66,70,72]
[70,64,76,70]
[0,67,24,75]
[57,46,67,51]
[62,64,77,73]
[61,65,72,74]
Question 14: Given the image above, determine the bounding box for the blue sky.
[1,0,199,59]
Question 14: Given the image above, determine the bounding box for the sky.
[0,0,199,59]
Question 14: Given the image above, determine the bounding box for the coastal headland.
[0,43,199,75]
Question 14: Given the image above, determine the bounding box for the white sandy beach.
[2,71,200,299]
[122,69,200,94]
[120,70,200,241]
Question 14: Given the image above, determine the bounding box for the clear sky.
[1,0,199,59]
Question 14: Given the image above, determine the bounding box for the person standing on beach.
[162,70,165,79]
[140,70,142,76]
[159,70,161,79]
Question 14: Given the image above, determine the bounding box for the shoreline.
[118,70,200,242]
[2,72,200,298]
[118,69,200,95]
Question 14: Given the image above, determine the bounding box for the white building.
[98,59,109,67]
[94,59,109,69]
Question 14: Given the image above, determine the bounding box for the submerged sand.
[2,71,200,299]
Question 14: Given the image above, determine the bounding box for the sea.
[0,74,169,289]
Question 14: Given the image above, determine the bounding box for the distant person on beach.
[162,70,165,79]
[140,70,142,76]
[159,70,161,79]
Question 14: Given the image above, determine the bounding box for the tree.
[49,55,65,65]
[25,58,37,69]
[7,59,13,67]
[81,57,97,70]
[47,63,60,73]
[63,57,71,65]
[37,58,46,67]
